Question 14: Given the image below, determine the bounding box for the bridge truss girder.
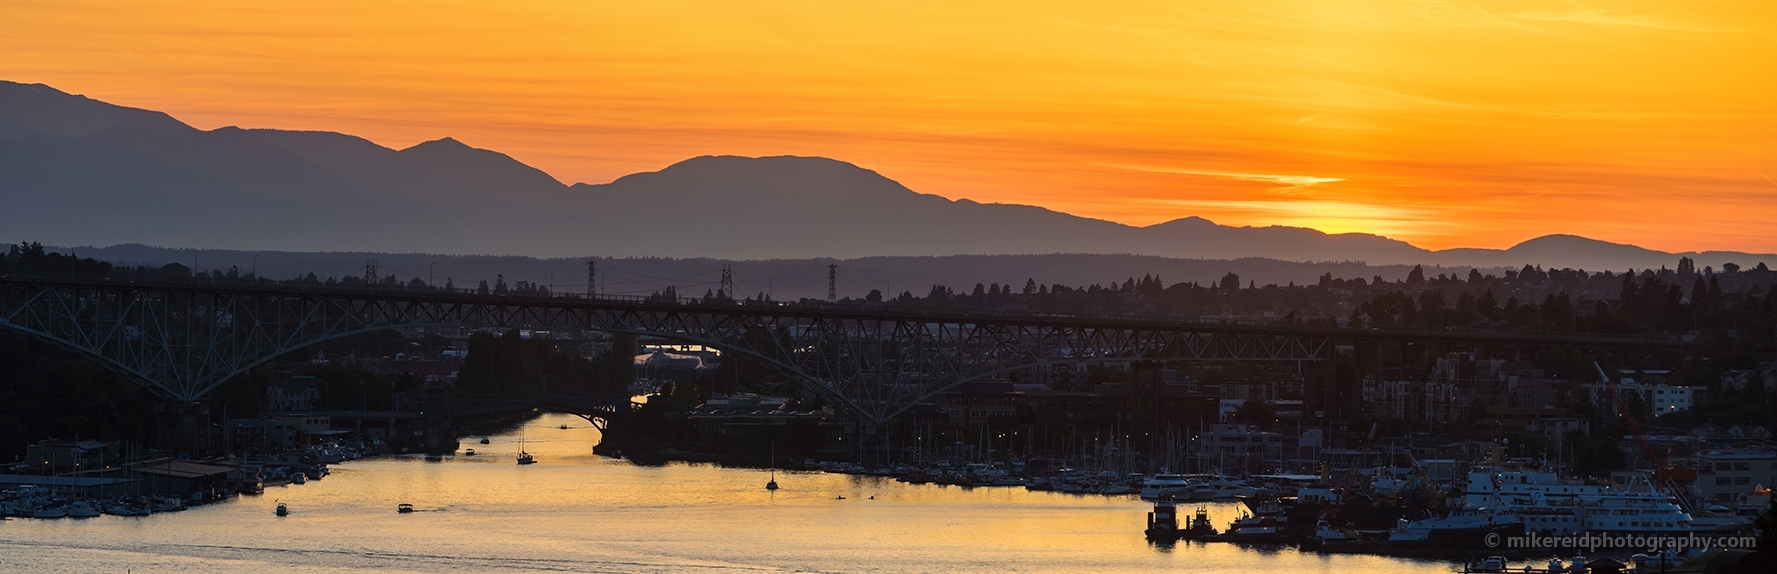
[1,282,1334,424]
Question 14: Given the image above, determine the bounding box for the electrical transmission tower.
[720,264,734,300]
[586,260,596,297]
[827,263,837,302]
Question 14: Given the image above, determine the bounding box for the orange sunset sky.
[5,1,1775,252]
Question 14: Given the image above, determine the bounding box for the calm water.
[2,414,1465,573]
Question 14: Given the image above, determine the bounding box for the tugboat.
[397,503,414,514]
[1144,496,1181,540]
[1181,505,1218,539]
[275,502,289,517]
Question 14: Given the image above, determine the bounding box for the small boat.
[516,427,535,464]
[66,500,101,518]
[464,449,476,456]
[275,502,289,517]
[1464,556,1506,573]
[766,441,780,490]
[1225,500,1288,543]
[397,503,414,514]
[559,424,569,430]
[480,437,490,444]
[835,495,846,500]
[293,473,307,485]
[31,505,67,519]
[149,496,185,513]
[105,503,151,517]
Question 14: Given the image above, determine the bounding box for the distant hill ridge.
[1,80,1771,271]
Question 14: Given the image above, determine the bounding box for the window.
[1735,462,1751,471]
[1715,477,1732,486]
[1735,477,1750,485]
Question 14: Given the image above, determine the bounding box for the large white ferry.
[1458,465,1747,535]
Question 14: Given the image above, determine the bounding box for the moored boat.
[30,504,68,519]
[1144,496,1180,540]
[66,500,101,518]
[1139,473,1193,501]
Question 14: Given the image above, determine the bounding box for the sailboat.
[766,441,780,490]
[516,425,536,465]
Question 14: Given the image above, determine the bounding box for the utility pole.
[720,264,734,300]
[586,260,596,297]
[828,263,838,302]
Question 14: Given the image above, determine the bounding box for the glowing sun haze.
[7,1,1775,252]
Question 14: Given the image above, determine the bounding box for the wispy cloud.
[1144,198,1433,238]
[1109,164,1344,188]
[1511,4,1717,32]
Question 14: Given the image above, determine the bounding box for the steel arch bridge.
[0,277,1672,425]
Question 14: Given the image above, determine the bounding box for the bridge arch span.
[4,278,1668,425]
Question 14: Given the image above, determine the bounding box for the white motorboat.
[104,503,150,517]
[1139,473,1193,501]
[31,504,67,519]
[1465,556,1506,573]
[1387,506,1520,545]
[66,500,101,518]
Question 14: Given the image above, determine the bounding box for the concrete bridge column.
[854,422,892,466]
[155,402,207,456]
[422,383,450,453]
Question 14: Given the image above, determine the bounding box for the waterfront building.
[130,458,237,501]
[1693,449,1777,502]
[1583,379,1699,415]
[1202,424,1283,472]
[24,438,118,472]
[937,381,1028,428]
[266,376,321,411]
[1476,406,1590,445]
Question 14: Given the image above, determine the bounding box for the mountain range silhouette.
[2,80,1770,272]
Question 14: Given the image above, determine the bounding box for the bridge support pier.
[853,422,891,466]
[155,402,207,456]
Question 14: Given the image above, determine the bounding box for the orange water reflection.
[1,413,1474,573]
